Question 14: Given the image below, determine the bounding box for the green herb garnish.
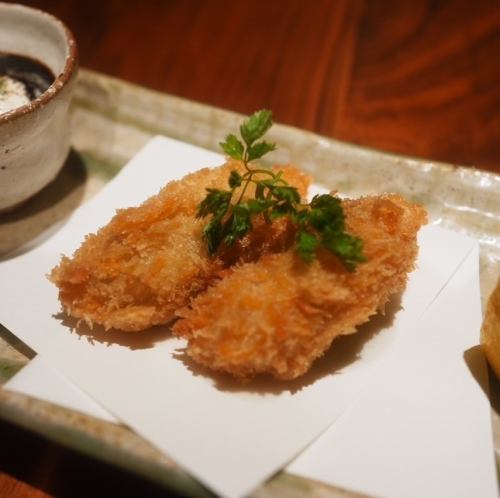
[197,109,366,270]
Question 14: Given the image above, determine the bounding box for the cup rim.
[0,2,78,124]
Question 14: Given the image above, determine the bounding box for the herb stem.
[235,176,252,205]
[237,165,279,205]
[245,167,275,178]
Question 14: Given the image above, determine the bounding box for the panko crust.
[49,162,310,331]
[173,194,427,380]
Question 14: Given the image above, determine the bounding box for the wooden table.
[1,0,499,496]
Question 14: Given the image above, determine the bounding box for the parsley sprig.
[196,110,366,270]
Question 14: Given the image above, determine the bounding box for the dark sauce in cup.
[0,52,55,113]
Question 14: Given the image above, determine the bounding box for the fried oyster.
[173,194,427,380]
[49,162,311,332]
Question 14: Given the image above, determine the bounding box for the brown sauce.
[0,51,55,100]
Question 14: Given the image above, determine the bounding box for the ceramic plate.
[0,69,498,497]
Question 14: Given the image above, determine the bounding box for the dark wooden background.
[1,0,499,497]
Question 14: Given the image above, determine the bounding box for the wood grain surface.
[1,0,499,497]
[6,0,500,171]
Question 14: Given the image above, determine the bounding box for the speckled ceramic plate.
[0,69,498,497]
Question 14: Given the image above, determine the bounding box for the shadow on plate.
[0,148,87,259]
[54,312,173,350]
[175,294,402,395]
[489,368,500,417]
[463,345,500,416]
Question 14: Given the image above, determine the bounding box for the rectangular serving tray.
[1,68,498,497]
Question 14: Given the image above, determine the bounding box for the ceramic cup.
[0,3,78,213]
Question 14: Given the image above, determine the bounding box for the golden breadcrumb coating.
[481,276,500,379]
[49,162,310,331]
[173,194,427,380]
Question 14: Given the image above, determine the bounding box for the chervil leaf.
[228,170,243,188]
[322,229,366,271]
[196,189,231,218]
[269,198,295,218]
[247,141,276,162]
[308,194,344,231]
[240,110,273,146]
[203,217,224,255]
[270,185,301,204]
[297,230,319,262]
[220,134,244,160]
[245,198,274,214]
[255,182,265,200]
[224,204,252,245]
